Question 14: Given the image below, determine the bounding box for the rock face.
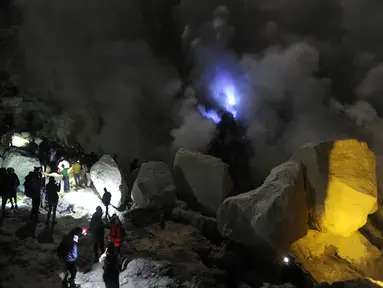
[173,149,233,215]
[3,149,41,191]
[291,229,383,283]
[172,207,220,240]
[217,161,308,250]
[291,139,378,237]
[121,259,181,287]
[131,162,176,209]
[90,155,127,208]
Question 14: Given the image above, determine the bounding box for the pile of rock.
[4,138,382,286]
[126,139,382,285]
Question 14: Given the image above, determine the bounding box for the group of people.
[58,209,126,288]
[24,167,60,227]
[57,160,91,193]
[0,167,20,217]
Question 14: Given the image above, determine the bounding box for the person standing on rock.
[102,188,112,217]
[28,139,39,156]
[71,160,82,189]
[60,164,70,192]
[6,168,19,209]
[100,241,122,288]
[25,171,42,221]
[109,214,125,255]
[45,176,60,228]
[0,168,9,217]
[89,206,106,263]
[81,164,89,187]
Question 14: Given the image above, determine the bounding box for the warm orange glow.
[290,140,381,284]
[367,278,383,287]
[321,140,377,236]
[291,230,381,283]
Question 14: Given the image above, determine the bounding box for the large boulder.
[291,230,383,283]
[291,139,378,237]
[3,149,41,191]
[90,155,127,208]
[131,162,176,209]
[120,259,181,287]
[173,148,233,215]
[217,161,308,250]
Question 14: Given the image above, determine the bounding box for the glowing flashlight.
[283,256,290,264]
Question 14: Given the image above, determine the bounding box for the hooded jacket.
[46,181,60,203]
[66,235,79,262]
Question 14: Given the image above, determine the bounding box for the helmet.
[6,167,14,173]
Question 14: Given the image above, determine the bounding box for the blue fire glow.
[198,70,240,123]
[197,105,221,123]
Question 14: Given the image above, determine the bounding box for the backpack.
[56,237,72,260]
[25,178,40,198]
[24,179,32,198]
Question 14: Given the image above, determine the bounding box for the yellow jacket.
[72,163,81,174]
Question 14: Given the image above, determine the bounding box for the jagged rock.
[217,161,308,250]
[125,207,172,228]
[131,162,176,209]
[120,258,181,287]
[90,155,127,208]
[173,148,233,215]
[260,284,295,288]
[130,167,139,187]
[189,268,228,288]
[360,213,383,250]
[328,279,383,288]
[3,149,41,191]
[316,278,383,288]
[291,229,382,283]
[172,207,220,240]
[291,139,378,237]
[55,199,73,214]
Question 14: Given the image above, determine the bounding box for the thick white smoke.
[176,0,383,181]
[14,0,182,166]
[9,0,383,187]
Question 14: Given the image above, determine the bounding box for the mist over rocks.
[1,0,383,185]
[2,1,383,287]
[173,148,233,215]
[217,161,308,251]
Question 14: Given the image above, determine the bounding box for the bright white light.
[225,86,236,106]
[283,256,290,264]
[11,134,30,147]
[58,159,70,169]
[62,190,103,216]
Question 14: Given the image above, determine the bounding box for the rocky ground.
[1,195,383,288]
[0,202,260,288]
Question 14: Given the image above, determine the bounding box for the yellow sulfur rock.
[292,139,378,237]
[291,229,382,283]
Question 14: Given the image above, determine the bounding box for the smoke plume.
[11,0,383,184]
[14,0,182,168]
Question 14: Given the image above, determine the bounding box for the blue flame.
[198,69,241,123]
[211,71,239,118]
[197,105,221,123]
